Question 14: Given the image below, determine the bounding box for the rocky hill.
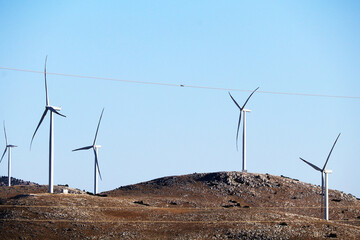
[0,172,359,239]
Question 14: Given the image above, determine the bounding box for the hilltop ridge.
[107,171,358,215]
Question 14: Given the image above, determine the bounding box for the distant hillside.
[0,171,359,239]
[0,176,38,186]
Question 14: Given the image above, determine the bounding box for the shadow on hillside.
[10,194,31,200]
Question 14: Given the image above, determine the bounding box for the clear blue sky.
[0,1,359,197]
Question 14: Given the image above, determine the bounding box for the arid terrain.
[0,172,359,239]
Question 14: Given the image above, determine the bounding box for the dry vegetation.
[0,172,359,239]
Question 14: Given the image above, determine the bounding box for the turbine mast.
[30,57,65,194]
[299,133,340,221]
[242,110,247,172]
[72,108,104,195]
[229,87,259,173]
[324,169,332,220]
[8,147,11,187]
[49,111,54,193]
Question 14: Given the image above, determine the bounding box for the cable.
[0,66,359,99]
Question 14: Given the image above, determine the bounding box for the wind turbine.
[299,133,341,221]
[1,121,17,186]
[30,56,66,193]
[73,108,104,195]
[229,87,259,172]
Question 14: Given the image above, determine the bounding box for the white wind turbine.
[1,121,17,186]
[30,56,66,194]
[229,87,259,172]
[299,133,341,221]
[73,108,104,195]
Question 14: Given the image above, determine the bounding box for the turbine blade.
[3,121,7,145]
[72,146,93,151]
[94,148,102,181]
[93,108,104,145]
[242,87,259,109]
[30,109,48,149]
[236,111,242,151]
[299,157,322,171]
[44,56,49,106]
[0,147,7,163]
[228,92,241,109]
[52,109,66,118]
[322,133,341,171]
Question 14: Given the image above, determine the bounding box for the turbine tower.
[73,108,104,195]
[299,133,340,221]
[1,121,17,186]
[30,56,66,194]
[229,87,259,172]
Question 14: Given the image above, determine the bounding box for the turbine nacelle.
[242,109,252,112]
[47,106,62,111]
[7,145,17,148]
[94,145,101,149]
[324,169,332,174]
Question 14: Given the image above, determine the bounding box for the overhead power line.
[0,66,359,99]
